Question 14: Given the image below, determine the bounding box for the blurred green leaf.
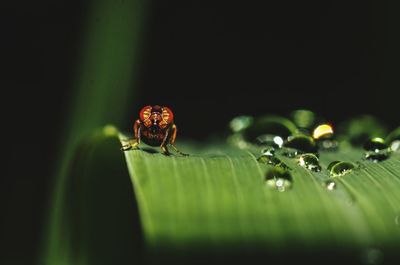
[43,0,145,264]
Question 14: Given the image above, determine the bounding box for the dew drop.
[257,155,281,166]
[391,140,400,152]
[319,139,339,151]
[256,134,284,148]
[265,168,292,192]
[241,115,297,144]
[363,138,391,162]
[313,124,334,139]
[363,137,388,151]
[364,152,390,162]
[337,115,387,146]
[324,180,337,191]
[387,127,400,152]
[281,147,302,158]
[313,123,338,151]
[330,162,355,177]
[284,134,318,154]
[261,146,275,156]
[229,115,254,133]
[258,148,290,169]
[290,109,316,129]
[298,153,321,172]
[327,161,341,171]
[103,124,118,136]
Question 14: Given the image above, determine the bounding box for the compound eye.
[139,105,152,122]
[161,106,174,124]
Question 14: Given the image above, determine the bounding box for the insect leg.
[161,145,171,156]
[160,129,171,155]
[168,124,188,156]
[121,120,141,151]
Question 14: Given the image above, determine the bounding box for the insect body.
[122,105,188,156]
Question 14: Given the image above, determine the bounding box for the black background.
[2,0,399,264]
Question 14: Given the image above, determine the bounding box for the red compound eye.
[139,105,152,122]
[161,106,174,124]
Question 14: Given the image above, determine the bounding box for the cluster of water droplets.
[228,110,400,191]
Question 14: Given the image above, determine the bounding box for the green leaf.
[120,133,400,253]
[43,126,400,264]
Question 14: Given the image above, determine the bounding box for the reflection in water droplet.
[330,162,355,177]
[324,180,337,191]
[284,134,317,154]
[313,124,334,139]
[229,116,253,132]
[360,248,384,265]
[265,168,292,192]
[298,153,321,172]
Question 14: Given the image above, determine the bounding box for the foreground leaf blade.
[121,137,400,252]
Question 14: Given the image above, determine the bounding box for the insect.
[121,105,188,156]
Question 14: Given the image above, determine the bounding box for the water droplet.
[330,161,355,177]
[337,115,387,146]
[313,124,334,139]
[387,127,400,152]
[324,180,337,191]
[284,134,318,154]
[364,152,390,162]
[313,123,338,151]
[261,146,275,156]
[229,116,254,132]
[363,138,391,162]
[327,161,341,171]
[290,109,316,129]
[360,248,384,265]
[227,133,251,149]
[391,140,400,152]
[241,115,297,144]
[103,124,118,136]
[319,139,339,151]
[363,137,388,151]
[256,134,284,148]
[265,168,292,192]
[298,153,321,172]
[258,155,281,166]
[281,147,302,158]
[258,148,290,169]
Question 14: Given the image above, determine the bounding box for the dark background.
[2,0,399,263]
